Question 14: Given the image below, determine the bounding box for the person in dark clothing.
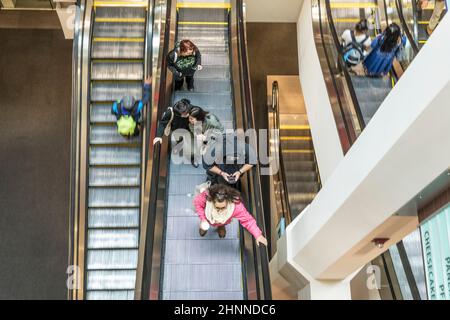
[153,99,198,167]
[167,39,202,91]
[202,132,258,188]
[112,76,152,137]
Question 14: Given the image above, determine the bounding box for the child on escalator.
[111,76,152,138]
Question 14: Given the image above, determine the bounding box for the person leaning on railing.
[193,183,268,245]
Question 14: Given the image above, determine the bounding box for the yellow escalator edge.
[280,136,312,141]
[330,2,378,9]
[178,21,228,25]
[280,125,310,130]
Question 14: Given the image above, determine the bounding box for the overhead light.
[372,238,389,249]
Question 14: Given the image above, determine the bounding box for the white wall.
[245,0,303,22]
[297,0,344,183]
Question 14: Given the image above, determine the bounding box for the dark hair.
[207,184,242,204]
[355,19,368,33]
[173,99,191,115]
[179,40,197,54]
[189,106,209,122]
[380,23,401,53]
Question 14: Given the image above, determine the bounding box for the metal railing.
[269,81,293,227]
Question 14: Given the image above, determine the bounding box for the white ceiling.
[245,0,304,23]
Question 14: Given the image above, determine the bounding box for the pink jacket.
[193,191,262,239]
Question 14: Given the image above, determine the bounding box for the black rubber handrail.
[324,0,367,133]
[136,0,173,300]
[394,0,420,54]
[315,0,356,152]
[270,81,293,226]
[236,0,272,300]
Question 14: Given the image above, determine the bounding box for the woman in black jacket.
[167,39,202,91]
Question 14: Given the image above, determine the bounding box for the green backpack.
[117,115,136,137]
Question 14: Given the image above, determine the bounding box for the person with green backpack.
[111,76,152,138]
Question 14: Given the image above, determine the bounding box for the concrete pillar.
[303,279,352,300]
[56,3,77,39]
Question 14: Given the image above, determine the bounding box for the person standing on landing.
[193,184,268,246]
[167,39,202,91]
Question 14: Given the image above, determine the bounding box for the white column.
[301,280,352,300]
[56,2,77,40]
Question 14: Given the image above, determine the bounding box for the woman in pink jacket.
[193,184,268,246]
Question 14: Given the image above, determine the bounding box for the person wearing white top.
[341,19,372,66]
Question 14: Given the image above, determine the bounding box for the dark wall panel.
[0,29,72,299]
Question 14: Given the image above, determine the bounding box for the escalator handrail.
[324,0,367,133]
[394,0,420,54]
[236,0,272,300]
[68,0,87,300]
[135,0,175,300]
[269,81,292,226]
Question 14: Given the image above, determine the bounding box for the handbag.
[195,181,211,197]
[164,107,174,136]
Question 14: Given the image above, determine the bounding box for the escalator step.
[91,61,143,80]
[168,174,207,195]
[95,7,146,20]
[178,8,228,23]
[174,92,232,107]
[169,163,206,176]
[284,181,320,193]
[281,151,315,161]
[88,187,140,207]
[86,290,134,300]
[86,249,138,270]
[90,147,141,165]
[163,264,242,292]
[166,194,198,217]
[89,167,141,187]
[90,103,117,123]
[199,52,229,65]
[91,81,142,102]
[194,65,230,79]
[164,239,240,265]
[280,140,313,151]
[87,229,139,249]
[92,41,144,59]
[162,291,243,300]
[189,78,230,92]
[165,216,239,240]
[86,270,136,290]
[90,125,141,145]
[88,208,140,228]
[93,22,145,38]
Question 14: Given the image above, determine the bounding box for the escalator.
[269,82,321,226]
[163,2,241,299]
[397,0,447,48]
[69,0,153,300]
[312,0,422,152]
[135,0,271,300]
[312,0,432,300]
